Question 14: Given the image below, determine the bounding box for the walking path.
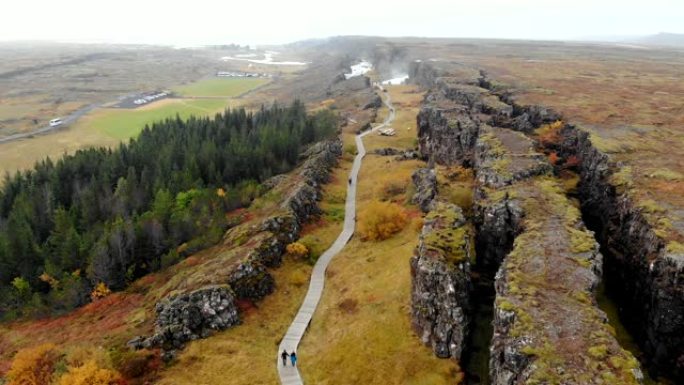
[277,85,395,385]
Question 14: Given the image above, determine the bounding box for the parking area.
[112,91,171,109]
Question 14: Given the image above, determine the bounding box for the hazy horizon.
[2,0,683,47]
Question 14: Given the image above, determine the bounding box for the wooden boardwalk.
[277,86,395,384]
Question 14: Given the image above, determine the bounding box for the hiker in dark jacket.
[290,351,298,367]
[281,350,289,366]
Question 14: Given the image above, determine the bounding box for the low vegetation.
[5,342,155,385]
[57,360,122,385]
[6,343,59,385]
[358,201,409,241]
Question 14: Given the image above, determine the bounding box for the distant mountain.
[577,32,684,48]
[634,32,684,47]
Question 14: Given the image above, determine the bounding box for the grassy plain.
[0,79,268,178]
[172,77,269,98]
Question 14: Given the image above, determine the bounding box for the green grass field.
[94,98,229,139]
[172,77,269,98]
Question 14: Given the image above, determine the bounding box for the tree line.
[0,101,337,318]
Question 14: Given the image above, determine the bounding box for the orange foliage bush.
[91,282,112,301]
[285,242,309,258]
[7,343,59,385]
[358,201,409,241]
[548,152,559,165]
[58,360,123,385]
[537,120,564,146]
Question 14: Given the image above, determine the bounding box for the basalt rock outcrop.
[373,147,420,160]
[417,95,480,166]
[492,103,562,134]
[127,286,240,356]
[410,63,646,384]
[558,125,684,381]
[227,261,275,301]
[473,194,523,271]
[363,94,383,110]
[327,74,371,94]
[411,168,438,213]
[411,202,473,361]
[474,125,551,188]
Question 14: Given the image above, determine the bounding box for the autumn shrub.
[90,282,112,301]
[537,120,564,147]
[358,201,409,241]
[548,151,559,165]
[7,343,59,385]
[63,345,111,370]
[58,360,123,385]
[285,242,309,259]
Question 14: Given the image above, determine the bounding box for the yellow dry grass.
[297,155,461,385]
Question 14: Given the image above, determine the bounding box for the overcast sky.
[2,0,683,46]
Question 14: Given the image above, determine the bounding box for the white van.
[49,118,63,127]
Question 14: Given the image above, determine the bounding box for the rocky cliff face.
[558,125,684,381]
[411,202,473,361]
[128,286,239,358]
[491,104,561,134]
[417,94,480,166]
[410,63,646,384]
[473,195,523,272]
[411,168,438,213]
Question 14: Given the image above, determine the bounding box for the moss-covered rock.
[411,202,473,361]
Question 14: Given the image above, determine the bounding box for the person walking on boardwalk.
[290,351,298,367]
[281,350,289,366]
